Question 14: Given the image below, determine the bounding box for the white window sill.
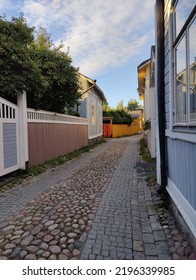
[166,129,196,143]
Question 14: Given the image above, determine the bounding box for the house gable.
[78,73,107,143]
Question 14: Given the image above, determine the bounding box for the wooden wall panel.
[28,123,88,168]
[167,137,196,210]
[112,119,143,138]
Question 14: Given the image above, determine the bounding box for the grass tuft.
[139,137,155,162]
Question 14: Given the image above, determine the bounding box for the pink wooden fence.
[27,108,88,168]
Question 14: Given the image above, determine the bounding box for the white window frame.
[172,2,196,127]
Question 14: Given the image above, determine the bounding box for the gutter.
[80,82,96,96]
[76,82,96,115]
[80,77,107,103]
[155,0,167,194]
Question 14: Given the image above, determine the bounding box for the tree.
[127,98,140,111]
[0,14,43,102]
[34,27,53,50]
[103,109,132,125]
[102,102,112,112]
[116,100,124,111]
[0,15,80,113]
[29,28,81,112]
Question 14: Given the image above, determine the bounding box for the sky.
[0,0,155,108]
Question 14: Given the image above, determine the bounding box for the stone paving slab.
[0,135,195,260]
[80,135,171,260]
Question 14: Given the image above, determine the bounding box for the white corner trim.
[167,178,196,239]
[166,129,196,143]
[0,165,20,177]
[89,133,103,140]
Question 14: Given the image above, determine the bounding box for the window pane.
[175,0,195,35]
[91,104,95,125]
[189,18,196,122]
[175,36,187,123]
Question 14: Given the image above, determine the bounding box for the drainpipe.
[156,0,167,194]
[77,80,96,114]
[80,80,97,96]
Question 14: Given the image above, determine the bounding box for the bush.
[103,109,133,125]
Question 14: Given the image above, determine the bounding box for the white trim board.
[166,130,196,143]
[89,133,103,140]
[27,120,88,125]
[167,178,196,239]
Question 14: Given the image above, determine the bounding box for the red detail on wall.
[103,123,112,137]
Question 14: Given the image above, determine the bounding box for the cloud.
[59,1,154,73]
[19,0,155,76]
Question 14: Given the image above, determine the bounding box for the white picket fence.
[27,108,88,125]
[0,92,88,176]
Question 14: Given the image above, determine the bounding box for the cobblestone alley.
[0,135,195,260]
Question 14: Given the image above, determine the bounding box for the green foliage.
[33,27,54,50]
[103,99,132,125]
[116,100,124,110]
[28,44,80,112]
[0,15,80,113]
[102,102,110,112]
[144,119,151,130]
[0,14,43,100]
[103,109,133,125]
[146,174,157,185]
[139,138,153,162]
[127,98,140,111]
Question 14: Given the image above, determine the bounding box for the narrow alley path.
[81,135,170,260]
[0,135,195,260]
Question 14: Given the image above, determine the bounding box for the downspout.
[156,0,167,194]
[80,80,96,96]
[77,80,96,114]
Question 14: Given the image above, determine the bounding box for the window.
[189,20,196,122]
[175,0,195,36]
[91,104,95,125]
[173,1,196,126]
[175,35,187,123]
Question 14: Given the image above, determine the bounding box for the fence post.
[17,91,29,169]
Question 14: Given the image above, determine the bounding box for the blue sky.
[0,0,155,108]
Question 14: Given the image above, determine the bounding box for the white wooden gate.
[0,97,20,176]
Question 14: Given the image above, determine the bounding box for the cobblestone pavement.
[0,135,195,260]
[0,140,112,223]
[81,136,171,260]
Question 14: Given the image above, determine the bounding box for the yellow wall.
[112,119,143,138]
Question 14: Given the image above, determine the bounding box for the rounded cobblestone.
[1,140,124,259]
[0,137,195,260]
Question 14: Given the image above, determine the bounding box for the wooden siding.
[164,0,196,212]
[3,123,17,168]
[88,93,103,139]
[167,137,196,210]
[112,119,142,138]
[28,123,88,168]
[164,0,171,130]
[0,96,19,176]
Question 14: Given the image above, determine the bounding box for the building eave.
[137,58,150,98]
[78,72,107,103]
